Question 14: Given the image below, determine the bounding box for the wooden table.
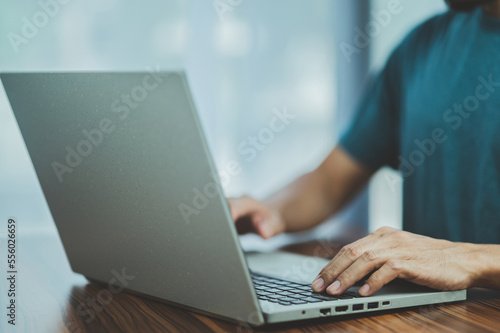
[2,231,500,333]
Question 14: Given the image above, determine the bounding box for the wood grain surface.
[2,232,500,333]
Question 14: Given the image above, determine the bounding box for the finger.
[358,259,405,296]
[312,229,398,293]
[228,197,276,238]
[326,249,388,295]
[229,197,259,234]
[312,238,374,292]
[372,226,397,237]
[331,234,373,261]
[255,221,272,239]
[228,196,256,221]
[327,228,389,265]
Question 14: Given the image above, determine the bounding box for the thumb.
[254,219,273,239]
[253,212,282,239]
[227,196,256,222]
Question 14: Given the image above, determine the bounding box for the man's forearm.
[264,146,372,233]
[265,171,339,232]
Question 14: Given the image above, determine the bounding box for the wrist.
[464,243,495,288]
[461,243,482,288]
[263,197,288,233]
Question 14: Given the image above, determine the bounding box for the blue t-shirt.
[340,8,500,244]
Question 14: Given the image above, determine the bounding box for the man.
[229,0,500,297]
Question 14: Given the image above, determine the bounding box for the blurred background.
[0,0,447,249]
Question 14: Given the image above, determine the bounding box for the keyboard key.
[266,288,283,293]
[275,286,295,291]
[303,297,323,303]
[253,280,267,284]
[279,291,297,297]
[314,295,339,301]
[252,272,340,305]
[299,292,320,297]
[263,283,280,288]
[266,298,279,303]
[291,300,308,304]
[272,280,289,285]
[301,293,328,300]
[297,286,313,291]
[282,297,298,302]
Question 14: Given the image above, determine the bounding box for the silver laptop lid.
[1,72,264,326]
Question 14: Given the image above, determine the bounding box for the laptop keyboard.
[251,272,360,306]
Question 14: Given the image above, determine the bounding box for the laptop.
[0,72,466,326]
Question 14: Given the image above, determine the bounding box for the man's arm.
[229,146,500,293]
[229,145,373,238]
[310,227,500,296]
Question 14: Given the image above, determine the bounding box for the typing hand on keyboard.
[252,272,360,306]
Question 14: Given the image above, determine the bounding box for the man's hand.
[228,196,286,239]
[311,227,479,296]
